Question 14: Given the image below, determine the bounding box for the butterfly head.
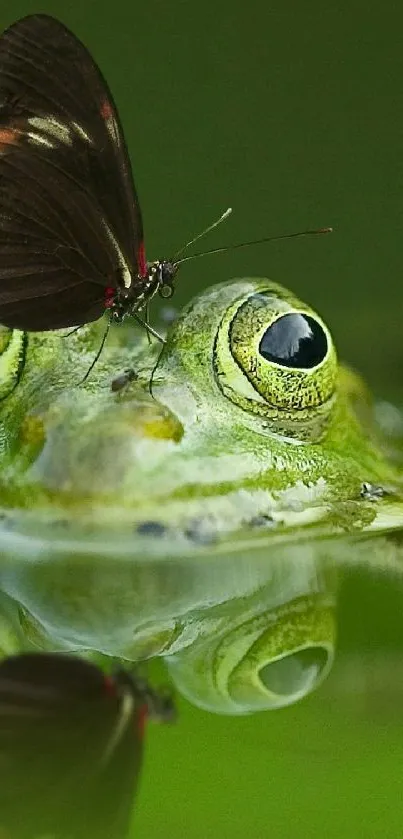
[114,667,177,724]
[147,259,179,300]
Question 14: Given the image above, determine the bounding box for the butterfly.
[0,651,175,839]
[0,14,332,345]
[0,14,178,334]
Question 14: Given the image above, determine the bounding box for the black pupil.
[259,313,327,369]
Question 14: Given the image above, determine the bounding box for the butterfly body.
[106,259,176,325]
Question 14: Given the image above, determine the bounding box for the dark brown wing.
[0,14,145,330]
[0,652,142,839]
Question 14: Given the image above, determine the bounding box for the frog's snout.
[25,393,183,499]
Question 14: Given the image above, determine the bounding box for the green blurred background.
[2,1,403,836]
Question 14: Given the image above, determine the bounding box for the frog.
[0,276,402,715]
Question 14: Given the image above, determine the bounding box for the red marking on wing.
[0,127,20,150]
[104,286,115,309]
[137,241,147,278]
[100,99,113,121]
[137,703,148,740]
[103,675,117,696]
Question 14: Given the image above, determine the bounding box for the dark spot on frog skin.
[136,521,168,537]
[159,305,178,325]
[385,529,403,548]
[111,368,137,392]
[137,518,217,544]
[184,519,218,545]
[0,512,16,531]
[50,519,72,530]
[248,513,276,529]
[360,482,386,502]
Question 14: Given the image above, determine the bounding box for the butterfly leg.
[132,313,166,344]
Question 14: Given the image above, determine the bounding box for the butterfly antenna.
[172,207,233,260]
[174,226,333,266]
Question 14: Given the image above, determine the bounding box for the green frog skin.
[0,277,401,714]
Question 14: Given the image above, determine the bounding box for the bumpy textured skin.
[0,277,402,714]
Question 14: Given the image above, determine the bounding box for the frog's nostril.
[259,646,329,697]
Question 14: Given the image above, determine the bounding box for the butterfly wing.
[0,653,143,839]
[0,14,145,330]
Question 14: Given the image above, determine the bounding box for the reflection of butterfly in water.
[0,14,179,335]
[0,652,175,839]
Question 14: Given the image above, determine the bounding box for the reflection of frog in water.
[0,278,401,714]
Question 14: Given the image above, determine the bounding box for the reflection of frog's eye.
[166,594,335,714]
[259,646,329,697]
[214,285,337,440]
[259,313,328,369]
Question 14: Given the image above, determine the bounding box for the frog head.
[0,277,401,713]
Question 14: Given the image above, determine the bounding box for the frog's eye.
[0,327,26,401]
[214,286,337,439]
[259,312,328,369]
[166,594,335,714]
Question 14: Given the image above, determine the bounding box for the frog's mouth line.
[0,494,400,565]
